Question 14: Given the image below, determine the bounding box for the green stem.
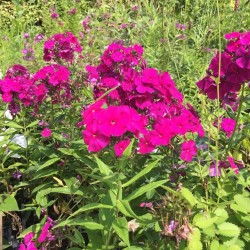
[51,102,55,125]
[226,84,245,155]
[215,0,222,204]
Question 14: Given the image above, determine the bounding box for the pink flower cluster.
[81,43,204,160]
[221,117,236,137]
[197,31,250,111]
[0,63,72,112]
[19,218,55,250]
[209,156,244,176]
[33,64,72,104]
[43,32,82,63]
[19,232,37,250]
[0,65,34,109]
[214,117,236,138]
[41,128,52,138]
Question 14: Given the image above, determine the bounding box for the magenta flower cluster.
[0,31,81,114]
[197,31,250,110]
[0,65,34,108]
[19,217,55,250]
[0,63,72,112]
[43,32,82,63]
[33,64,72,104]
[221,117,236,138]
[81,43,204,160]
[209,156,244,176]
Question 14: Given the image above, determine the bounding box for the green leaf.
[226,245,242,250]
[160,185,179,196]
[124,180,167,201]
[154,221,162,232]
[36,190,48,207]
[73,228,85,247]
[180,187,197,207]
[36,157,60,171]
[210,240,220,250]
[0,195,19,211]
[122,159,160,187]
[38,187,83,197]
[18,223,41,238]
[193,213,218,229]
[58,148,95,168]
[118,139,135,169]
[54,218,104,230]
[217,222,240,237]
[116,200,153,224]
[31,183,52,195]
[123,247,143,250]
[26,120,39,128]
[69,203,113,218]
[188,228,202,250]
[122,138,134,158]
[94,155,113,175]
[32,169,58,180]
[214,208,229,224]
[116,200,138,219]
[231,194,250,214]
[4,121,23,129]
[223,237,245,248]
[203,224,216,237]
[112,217,130,246]
[57,148,75,156]
[36,187,83,206]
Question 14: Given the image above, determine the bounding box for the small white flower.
[128,219,139,233]
[4,110,13,120]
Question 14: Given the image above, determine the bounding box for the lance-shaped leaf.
[124,180,167,201]
[69,203,113,218]
[112,217,130,247]
[122,159,160,188]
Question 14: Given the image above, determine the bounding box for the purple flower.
[120,23,128,29]
[41,128,52,138]
[23,33,30,39]
[22,47,34,61]
[236,47,250,69]
[132,5,139,11]
[209,163,222,176]
[12,170,22,180]
[76,174,82,182]
[167,220,177,234]
[176,34,187,40]
[67,8,77,15]
[175,22,187,30]
[139,202,153,209]
[51,12,59,19]
[34,34,44,43]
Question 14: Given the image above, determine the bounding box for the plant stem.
[226,84,245,155]
[216,0,222,204]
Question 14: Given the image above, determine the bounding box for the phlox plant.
[81,42,204,161]
[0,21,249,250]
